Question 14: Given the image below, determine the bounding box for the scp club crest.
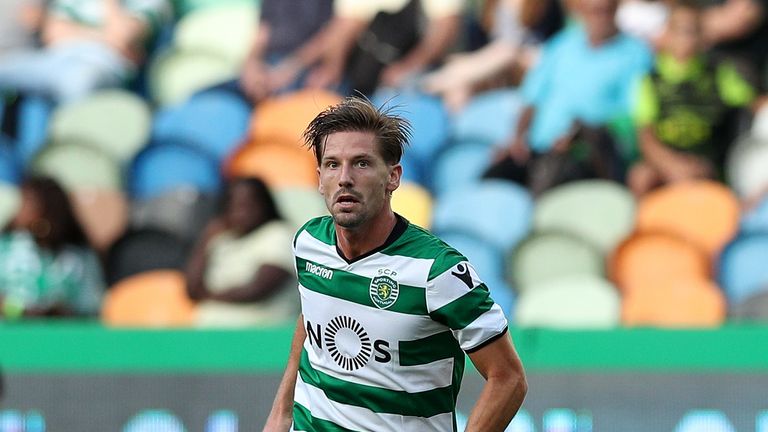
[369,275,399,309]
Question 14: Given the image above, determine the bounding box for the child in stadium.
[627,0,759,197]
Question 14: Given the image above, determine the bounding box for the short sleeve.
[426,256,508,352]
[717,62,757,107]
[519,30,566,106]
[634,74,659,127]
[257,222,298,272]
[421,0,463,18]
[333,0,380,20]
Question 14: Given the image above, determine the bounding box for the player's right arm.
[263,315,306,432]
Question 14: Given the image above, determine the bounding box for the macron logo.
[306,262,334,280]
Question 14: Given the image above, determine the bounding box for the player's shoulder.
[293,215,335,248]
[395,224,467,281]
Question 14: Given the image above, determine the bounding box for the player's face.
[318,131,401,229]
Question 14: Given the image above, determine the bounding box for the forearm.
[264,316,306,431]
[639,126,682,174]
[209,265,292,303]
[512,105,535,145]
[465,373,528,432]
[184,242,211,301]
[42,17,104,46]
[318,17,368,70]
[395,15,460,71]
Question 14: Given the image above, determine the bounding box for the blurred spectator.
[0,0,46,56]
[0,0,171,104]
[616,0,670,46]
[0,177,104,319]
[307,0,464,95]
[628,0,759,196]
[422,0,564,111]
[700,0,768,83]
[484,0,653,195]
[185,177,297,327]
[207,0,335,104]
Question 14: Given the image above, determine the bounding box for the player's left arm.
[465,332,528,432]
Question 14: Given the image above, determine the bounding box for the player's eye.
[325,161,338,169]
[356,160,369,168]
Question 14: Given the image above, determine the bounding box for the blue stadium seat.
[129,139,222,200]
[433,180,533,252]
[437,230,515,317]
[451,89,522,144]
[0,137,21,184]
[741,195,768,234]
[153,90,251,161]
[431,139,494,197]
[16,95,52,165]
[718,233,768,305]
[372,89,450,170]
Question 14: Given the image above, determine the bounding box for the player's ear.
[386,163,402,194]
[317,167,324,194]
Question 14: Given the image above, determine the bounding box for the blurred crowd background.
[1,0,768,330]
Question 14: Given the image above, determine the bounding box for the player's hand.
[262,414,292,432]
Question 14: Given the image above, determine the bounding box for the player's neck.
[336,209,397,261]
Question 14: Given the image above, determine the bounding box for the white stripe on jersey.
[295,230,434,287]
[294,374,455,432]
[426,261,485,312]
[452,303,508,351]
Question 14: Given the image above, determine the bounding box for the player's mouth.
[335,193,361,210]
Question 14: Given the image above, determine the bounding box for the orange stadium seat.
[225,142,318,189]
[102,270,196,327]
[609,232,710,294]
[70,188,129,254]
[249,89,343,146]
[635,180,740,257]
[622,275,726,327]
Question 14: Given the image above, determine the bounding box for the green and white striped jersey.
[292,215,508,431]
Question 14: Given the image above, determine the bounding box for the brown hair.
[303,96,412,166]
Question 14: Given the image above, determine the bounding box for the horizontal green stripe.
[299,349,454,417]
[399,331,461,366]
[297,257,427,315]
[430,284,494,330]
[5,322,768,372]
[293,402,357,432]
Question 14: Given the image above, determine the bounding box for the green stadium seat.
[509,232,604,293]
[515,274,620,328]
[726,134,768,200]
[149,48,239,107]
[533,179,636,253]
[174,2,258,64]
[31,139,122,191]
[48,90,151,163]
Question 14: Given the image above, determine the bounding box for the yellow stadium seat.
[392,182,433,229]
